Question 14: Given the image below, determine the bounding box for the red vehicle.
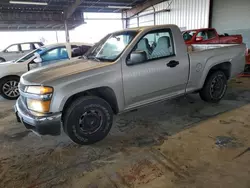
[239,49,250,77]
[183,28,243,45]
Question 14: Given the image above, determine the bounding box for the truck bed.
[186,43,246,93]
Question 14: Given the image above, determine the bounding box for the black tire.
[0,57,6,63]
[0,76,20,100]
[244,64,250,73]
[63,96,113,145]
[199,71,227,103]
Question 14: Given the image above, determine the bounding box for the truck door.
[122,28,189,108]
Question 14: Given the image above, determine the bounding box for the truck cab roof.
[113,24,180,34]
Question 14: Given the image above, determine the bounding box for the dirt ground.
[0,78,250,188]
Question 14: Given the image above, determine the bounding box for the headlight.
[26,86,53,95]
[25,86,53,113]
[27,99,51,113]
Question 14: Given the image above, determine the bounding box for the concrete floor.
[0,78,250,188]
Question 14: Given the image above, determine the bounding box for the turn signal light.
[26,86,53,95]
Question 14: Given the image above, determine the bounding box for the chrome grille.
[21,95,26,103]
[18,83,27,106]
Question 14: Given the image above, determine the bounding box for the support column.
[64,20,70,42]
[55,31,59,43]
[208,0,214,28]
[137,14,139,27]
[153,6,156,25]
[122,11,128,29]
[122,11,126,29]
[125,18,129,29]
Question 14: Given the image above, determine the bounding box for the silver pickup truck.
[15,25,246,145]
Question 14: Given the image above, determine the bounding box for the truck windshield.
[183,30,197,41]
[85,31,138,62]
[16,48,44,63]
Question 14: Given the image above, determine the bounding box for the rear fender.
[199,60,231,89]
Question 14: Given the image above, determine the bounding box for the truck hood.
[21,58,113,84]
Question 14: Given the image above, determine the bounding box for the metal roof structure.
[0,0,149,31]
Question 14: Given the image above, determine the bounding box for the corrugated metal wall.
[138,8,155,27]
[127,17,138,28]
[212,0,250,47]
[127,0,210,30]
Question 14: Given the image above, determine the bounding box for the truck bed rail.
[189,44,241,52]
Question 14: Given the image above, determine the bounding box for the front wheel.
[0,76,20,100]
[63,96,113,145]
[199,71,227,103]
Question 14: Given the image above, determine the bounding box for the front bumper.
[15,97,62,136]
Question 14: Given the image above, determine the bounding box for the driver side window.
[131,29,175,62]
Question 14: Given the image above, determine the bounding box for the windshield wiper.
[87,56,101,62]
[79,55,88,60]
[96,56,114,62]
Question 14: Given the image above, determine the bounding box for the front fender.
[49,64,124,113]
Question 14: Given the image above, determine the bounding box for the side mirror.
[195,36,203,42]
[27,61,36,71]
[127,51,147,65]
[28,57,42,71]
[33,57,42,63]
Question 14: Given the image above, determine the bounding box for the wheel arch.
[200,62,232,88]
[0,57,6,62]
[0,75,20,81]
[62,86,119,118]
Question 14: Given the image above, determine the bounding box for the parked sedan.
[0,42,92,100]
[0,42,44,62]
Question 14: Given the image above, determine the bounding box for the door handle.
[167,60,179,68]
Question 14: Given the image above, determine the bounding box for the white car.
[0,42,92,100]
[0,42,44,62]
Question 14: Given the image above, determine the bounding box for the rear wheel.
[63,96,113,145]
[0,76,20,100]
[244,64,250,73]
[199,71,227,103]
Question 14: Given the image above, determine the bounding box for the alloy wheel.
[2,81,19,98]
